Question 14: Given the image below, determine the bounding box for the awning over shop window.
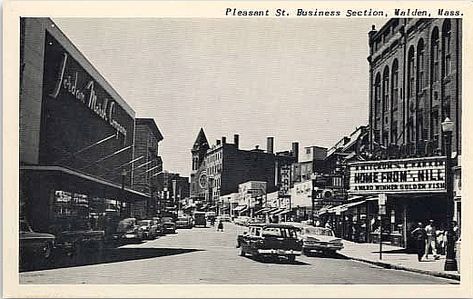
[328,200,366,214]
[233,205,247,212]
[255,207,278,215]
[317,205,334,216]
[270,208,285,215]
[20,165,150,202]
[275,209,291,216]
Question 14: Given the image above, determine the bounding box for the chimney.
[234,134,239,149]
[267,137,274,154]
[222,136,226,144]
[216,139,221,146]
[292,142,299,162]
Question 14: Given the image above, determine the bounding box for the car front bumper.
[257,249,302,255]
[303,243,343,251]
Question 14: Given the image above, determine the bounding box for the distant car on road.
[20,220,56,266]
[161,217,177,234]
[298,226,343,256]
[176,216,193,229]
[237,223,302,262]
[234,216,251,226]
[193,212,207,227]
[137,219,159,239]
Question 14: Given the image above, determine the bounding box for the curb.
[342,255,461,281]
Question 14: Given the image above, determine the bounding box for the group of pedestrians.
[411,219,460,262]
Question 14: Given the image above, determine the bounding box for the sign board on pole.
[379,205,387,215]
[378,193,387,215]
[378,193,387,205]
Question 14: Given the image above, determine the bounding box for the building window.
[391,60,399,111]
[416,113,424,143]
[417,39,425,91]
[374,73,381,115]
[391,122,398,144]
[431,28,440,82]
[443,20,452,77]
[408,46,415,98]
[382,67,390,112]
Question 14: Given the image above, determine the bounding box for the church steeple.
[192,128,209,153]
[191,128,209,172]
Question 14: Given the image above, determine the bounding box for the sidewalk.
[339,241,460,281]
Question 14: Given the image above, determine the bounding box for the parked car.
[137,219,159,239]
[152,217,164,235]
[161,217,177,234]
[176,216,193,229]
[299,226,343,256]
[20,220,56,266]
[234,216,251,226]
[237,223,302,262]
[116,218,141,242]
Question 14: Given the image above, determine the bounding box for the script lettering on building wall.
[49,52,127,138]
[348,157,446,194]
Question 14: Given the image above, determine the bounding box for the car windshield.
[304,227,334,236]
[178,217,188,221]
[262,227,298,238]
[138,220,151,226]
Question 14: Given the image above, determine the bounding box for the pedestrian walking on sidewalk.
[217,220,224,232]
[411,222,427,262]
[424,220,440,260]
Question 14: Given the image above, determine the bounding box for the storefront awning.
[20,165,150,202]
[275,209,291,216]
[316,205,334,216]
[255,207,278,215]
[233,205,247,212]
[328,200,366,214]
[270,208,286,215]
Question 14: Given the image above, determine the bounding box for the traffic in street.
[20,221,457,284]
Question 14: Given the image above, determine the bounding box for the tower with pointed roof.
[190,128,210,201]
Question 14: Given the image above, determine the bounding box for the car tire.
[287,255,296,263]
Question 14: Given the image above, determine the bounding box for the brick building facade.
[131,118,164,218]
[368,18,461,156]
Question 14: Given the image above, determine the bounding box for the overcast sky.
[53,18,387,177]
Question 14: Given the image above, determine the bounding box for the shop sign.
[48,52,128,138]
[349,157,446,194]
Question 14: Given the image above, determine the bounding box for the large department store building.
[19,18,150,233]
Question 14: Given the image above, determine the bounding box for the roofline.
[135,118,164,141]
[45,18,136,117]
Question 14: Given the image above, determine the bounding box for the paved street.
[20,223,458,284]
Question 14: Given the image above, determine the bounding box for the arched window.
[417,39,425,91]
[374,73,381,114]
[442,20,452,77]
[382,66,390,112]
[431,27,440,82]
[391,59,399,111]
[407,46,415,98]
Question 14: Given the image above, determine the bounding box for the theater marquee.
[348,157,446,194]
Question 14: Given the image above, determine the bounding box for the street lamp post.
[442,117,458,271]
[121,168,127,217]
